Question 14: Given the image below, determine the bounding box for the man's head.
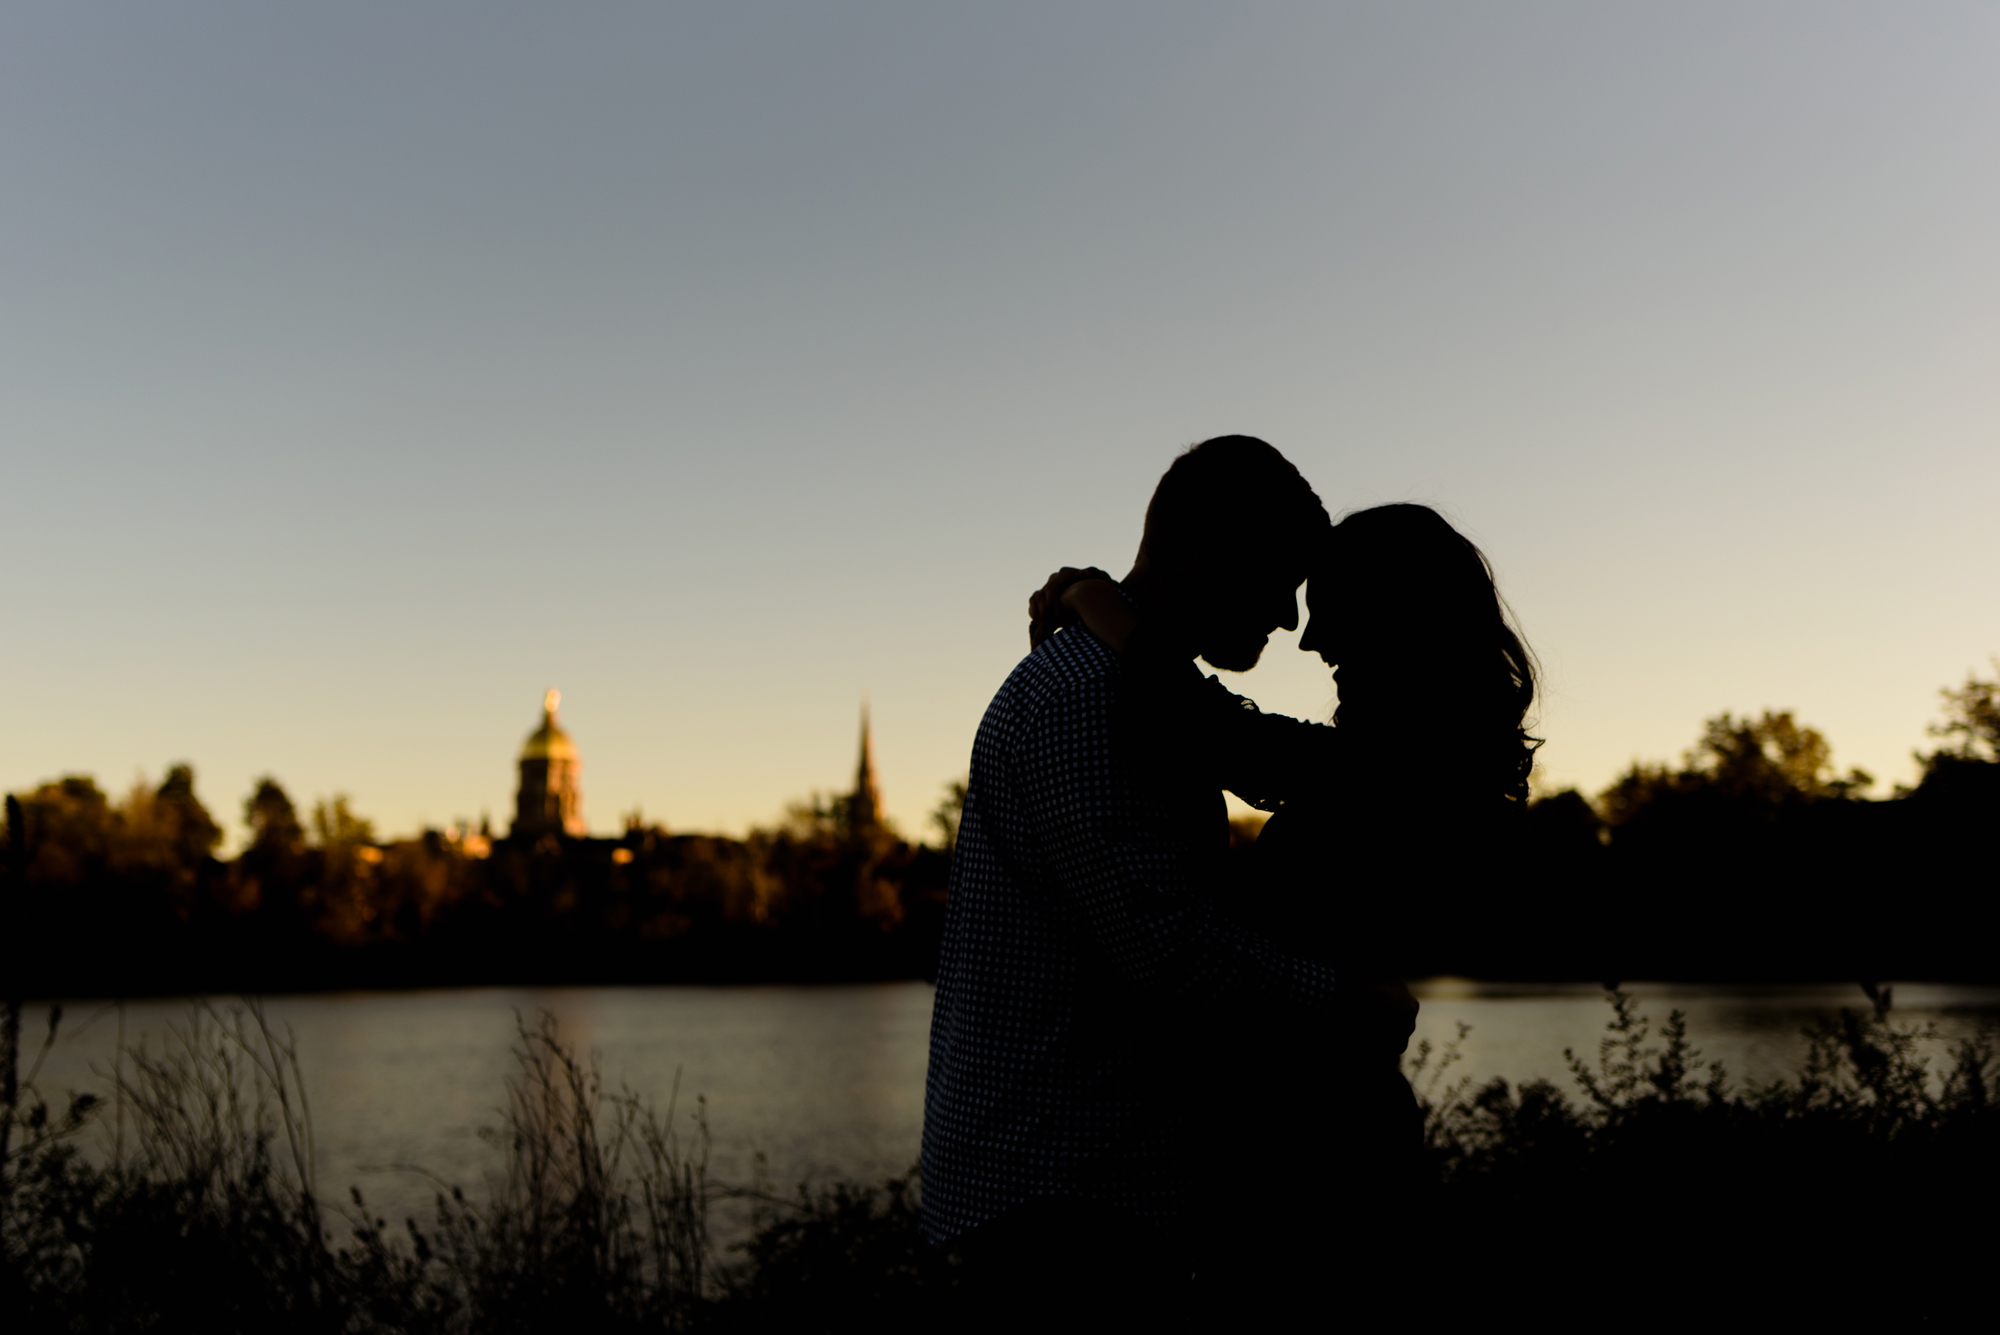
[1131,435,1329,671]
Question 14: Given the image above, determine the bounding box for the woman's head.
[1300,503,1539,801]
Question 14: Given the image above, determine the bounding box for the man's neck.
[1119,563,1199,661]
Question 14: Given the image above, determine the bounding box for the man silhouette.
[921,436,1346,1323]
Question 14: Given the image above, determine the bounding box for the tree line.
[1471,662,2000,980]
[1,774,955,995]
[3,664,1995,993]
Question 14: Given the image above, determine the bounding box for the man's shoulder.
[982,629,1120,731]
[1003,627,1118,701]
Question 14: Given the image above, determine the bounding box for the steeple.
[848,700,882,839]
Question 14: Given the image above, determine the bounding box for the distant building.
[514,688,586,839]
[848,702,883,839]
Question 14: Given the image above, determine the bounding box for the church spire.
[849,699,882,838]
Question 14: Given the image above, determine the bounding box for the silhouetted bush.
[1408,986,1998,1319]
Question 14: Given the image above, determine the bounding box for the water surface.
[28,981,1998,1236]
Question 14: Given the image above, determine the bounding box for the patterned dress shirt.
[920,624,1343,1244]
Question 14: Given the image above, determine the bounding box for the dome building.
[514,688,587,840]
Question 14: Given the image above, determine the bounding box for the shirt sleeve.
[1013,668,1340,1009]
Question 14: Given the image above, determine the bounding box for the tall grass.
[4,988,1995,1330]
[419,1013,720,1331]
[2,1000,350,1328]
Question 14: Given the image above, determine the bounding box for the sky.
[3,3,1996,846]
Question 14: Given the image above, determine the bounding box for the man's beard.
[1199,635,1269,673]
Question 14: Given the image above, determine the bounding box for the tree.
[309,795,375,848]
[1923,659,2000,767]
[1598,761,1677,830]
[779,792,849,843]
[1600,710,1869,829]
[1692,711,1871,802]
[1524,787,1603,851]
[929,778,967,853]
[1908,660,2000,828]
[244,778,305,852]
[229,777,310,924]
[153,764,222,867]
[8,777,117,886]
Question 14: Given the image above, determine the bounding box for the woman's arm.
[1027,566,1115,649]
[1023,568,1347,808]
[1058,578,1138,653]
[1193,677,1342,812]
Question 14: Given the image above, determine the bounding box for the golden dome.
[520,688,580,762]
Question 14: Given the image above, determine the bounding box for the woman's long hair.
[1317,504,1540,805]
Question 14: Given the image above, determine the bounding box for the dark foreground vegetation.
[3,664,1996,992]
[3,987,1994,1331]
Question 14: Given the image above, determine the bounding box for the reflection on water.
[28,980,2000,1237]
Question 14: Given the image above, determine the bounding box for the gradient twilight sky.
[4,3,1997,844]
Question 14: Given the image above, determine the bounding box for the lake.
[24,981,2000,1237]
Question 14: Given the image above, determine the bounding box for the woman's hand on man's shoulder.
[1028,566,1116,649]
